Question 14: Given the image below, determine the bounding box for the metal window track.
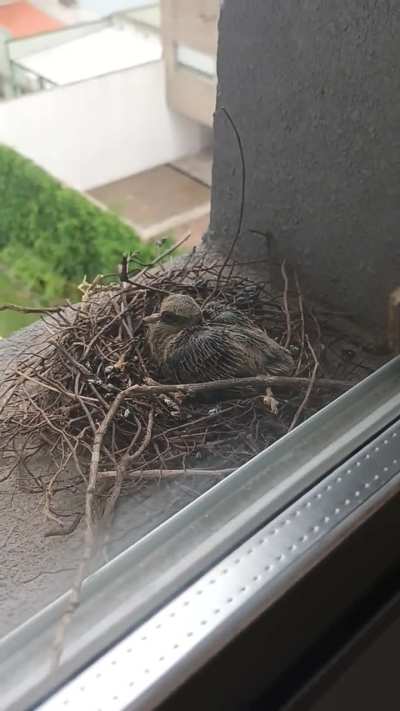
[37,418,400,710]
[2,357,400,711]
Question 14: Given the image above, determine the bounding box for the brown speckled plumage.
[145,294,294,384]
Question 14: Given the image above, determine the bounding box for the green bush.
[0,145,162,303]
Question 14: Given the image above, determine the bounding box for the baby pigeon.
[144,293,294,384]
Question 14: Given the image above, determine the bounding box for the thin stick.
[288,336,320,431]
[281,259,292,349]
[44,513,82,538]
[294,270,305,374]
[149,231,192,265]
[99,468,234,480]
[14,369,98,403]
[217,107,246,268]
[120,375,352,398]
[203,107,247,306]
[86,390,129,538]
[51,387,135,669]
[0,303,65,314]
[103,410,154,520]
[128,231,192,288]
[50,340,92,377]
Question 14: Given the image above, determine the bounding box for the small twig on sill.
[281,259,292,349]
[99,468,234,480]
[0,303,65,314]
[288,336,320,431]
[120,375,352,399]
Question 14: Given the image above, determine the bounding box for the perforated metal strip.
[38,420,400,711]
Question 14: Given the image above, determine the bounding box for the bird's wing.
[160,326,250,383]
[234,328,294,375]
[210,309,253,327]
[203,300,254,326]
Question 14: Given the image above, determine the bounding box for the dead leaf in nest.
[173,392,185,405]
[113,354,127,371]
[144,376,160,386]
[160,394,181,416]
[262,387,279,415]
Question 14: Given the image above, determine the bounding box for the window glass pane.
[0,2,398,707]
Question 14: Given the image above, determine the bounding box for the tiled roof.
[0,2,63,38]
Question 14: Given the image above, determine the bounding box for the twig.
[120,375,352,398]
[50,340,92,377]
[0,303,65,314]
[99,468,234,479]
[127,232,191,288]
[288,336,320,431]
[281,259,292,349]
[103,410,154,521]
[204,107,246,305]
[294,270,305,374]
[1,523,17,548]
[119,254,129,285]
[217,107,246,267]
[51,387,135,669]
[44,513,82,538]
[86,390,130,539]
[21,567,76,584]
[14,369,98,403]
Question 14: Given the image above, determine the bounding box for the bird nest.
[0,249,357,539]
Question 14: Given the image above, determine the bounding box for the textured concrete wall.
[209,0,400,335]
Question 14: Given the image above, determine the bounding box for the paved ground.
[171,147,213,187]
[89,164,210,241]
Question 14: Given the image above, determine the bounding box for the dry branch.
[0,303,65,314]
[118,375,352,398]
[99,468,234,480]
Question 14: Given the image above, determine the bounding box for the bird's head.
[144,294,203,331]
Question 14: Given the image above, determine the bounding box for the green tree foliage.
[0,145,161,302]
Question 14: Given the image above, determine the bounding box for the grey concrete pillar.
[209,0,400,338]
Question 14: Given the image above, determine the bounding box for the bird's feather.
[159,323,293,383]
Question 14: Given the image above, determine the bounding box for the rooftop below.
[14,22,161,85]
[0,1,63,38]
[89,157,211,242]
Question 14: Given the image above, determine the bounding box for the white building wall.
[0,61,211,190]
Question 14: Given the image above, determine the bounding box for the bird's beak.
[143,312,161,324]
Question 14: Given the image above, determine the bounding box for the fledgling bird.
[144,294,294,384]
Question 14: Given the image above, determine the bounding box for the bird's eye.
[161,311,179,325]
